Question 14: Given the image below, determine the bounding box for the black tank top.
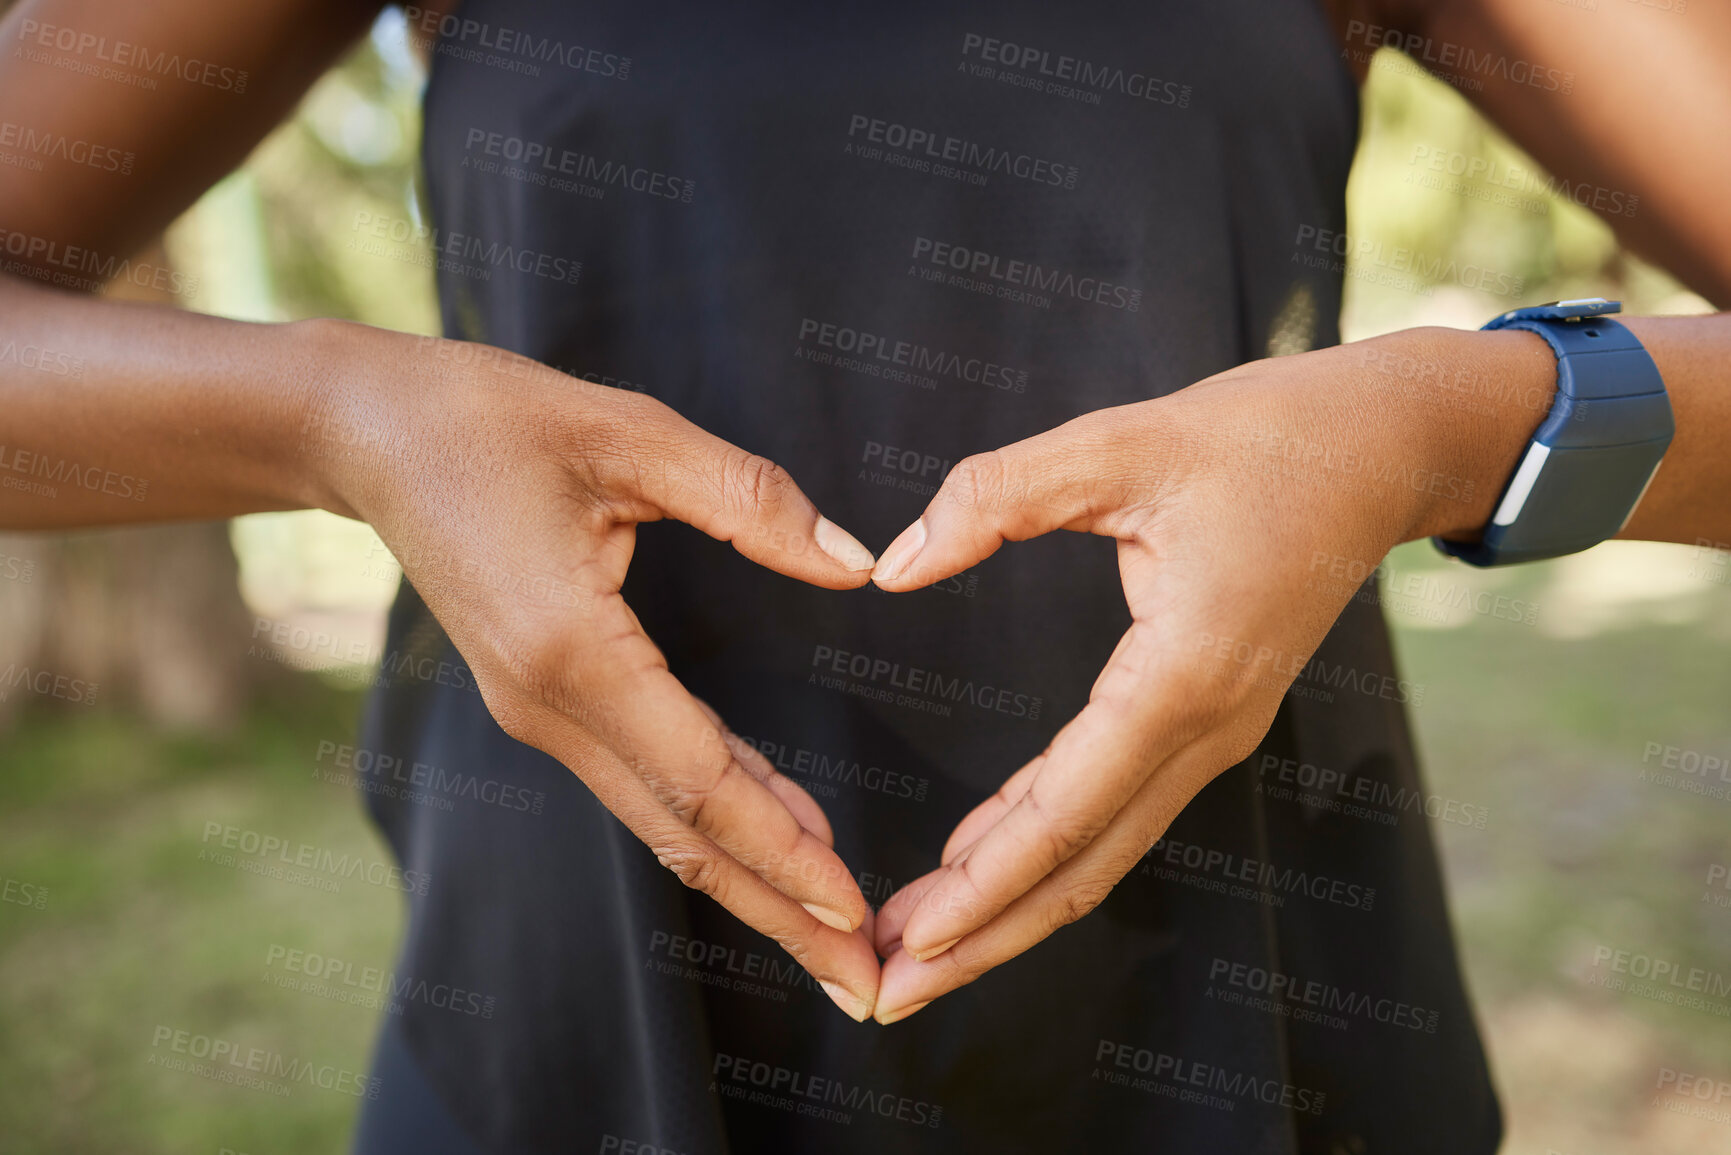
[357,2,1503,1150]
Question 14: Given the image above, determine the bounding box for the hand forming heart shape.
[331,325,1535,1027]
[828,328,1530,1024]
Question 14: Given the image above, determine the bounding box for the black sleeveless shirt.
[358,2,1503,1150]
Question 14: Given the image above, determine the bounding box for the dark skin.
[1,0,1727,1026]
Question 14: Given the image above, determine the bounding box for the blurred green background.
[2,17,1729,1154]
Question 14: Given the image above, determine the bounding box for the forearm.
[0,274,350,530]
[1367,314,1731,550]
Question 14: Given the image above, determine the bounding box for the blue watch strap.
[1434,303,1672,567]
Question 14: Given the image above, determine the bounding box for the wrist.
[284,316,417,522]
[1350,325,1560,544]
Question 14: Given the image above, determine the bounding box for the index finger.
[873,737,1231,1024]
[890,620,1206,962]
[527,720,881,1020]
[528,590,871,932]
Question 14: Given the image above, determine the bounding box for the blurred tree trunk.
[0,240,281,734]
[0,524,270,732]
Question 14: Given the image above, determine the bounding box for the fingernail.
[819,981,873,1022]
[872,518,927,583]
[813,517,876,572]
[803,902,856,932]
[874,999,931,1026]
[909,936,961,963]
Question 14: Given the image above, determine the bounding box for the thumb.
[871,431,1103,592]
[620,397,876,589]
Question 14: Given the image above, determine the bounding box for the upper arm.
[0,0,382,286]
[1341,0,1731,307]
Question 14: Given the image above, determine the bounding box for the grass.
[1386,542,1731,1155]
[0,683,400,1155]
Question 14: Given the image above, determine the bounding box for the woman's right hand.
[300,320,882,1021]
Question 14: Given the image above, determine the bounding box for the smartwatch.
[1433,298,1673,567]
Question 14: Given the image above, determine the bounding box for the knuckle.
[481,688,539,745]
[498,640,573,713]
[488,627,623,737]
[574,391,669,497]
[946,450,1011,515]
[1221,726,1268,771]
[660,754,734,837]
[926,943,983,989]
[1045,881,1109,937]
[1157,676,1237,744]
[664,781,717,833]
[773,932,819,973]
[656,844,728,900]
[725,451,794,516]
[1020,789,1092,865]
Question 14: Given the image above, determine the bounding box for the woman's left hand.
[865,325,1554,1024]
